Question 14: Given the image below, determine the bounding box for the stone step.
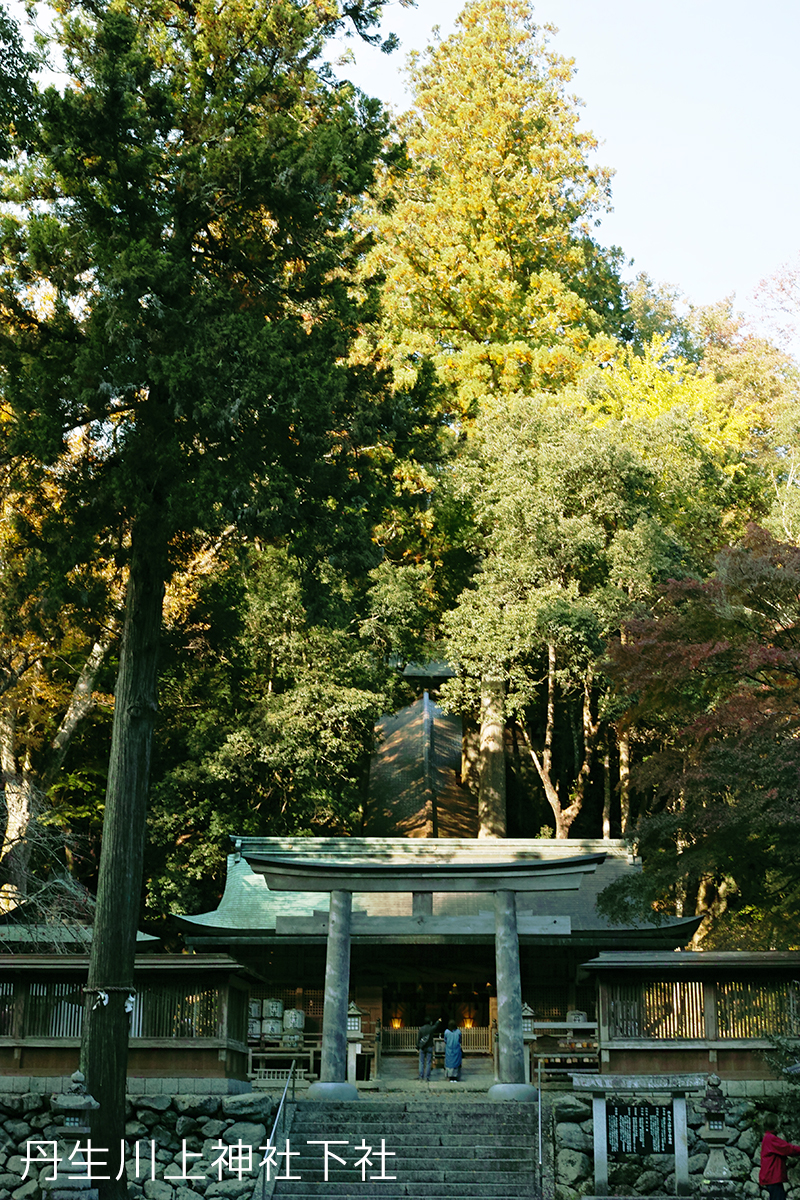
[269,1195,530,1200]
[290,1112,536,1125]
[287,1104,532,1113]
[269,1144,534,1163]
[274,1099,541,1200]
[278,1136,534,1151]
[268,1161,537,1180]
[272,1185,536,1198]
[267,1159,535,1178]
[289,1113,535,1126]
[287,1122,535,1135]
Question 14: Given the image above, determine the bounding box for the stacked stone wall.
[0,1090,279,1200]
[553,1090,798,1200]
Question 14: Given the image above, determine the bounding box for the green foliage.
[0,5,34,159]
[144,543,428,925]
[363,0,627,419]
[601,526,800,946]
[0,0,404,588]
[620,274,701,362]
[440,330,772,837]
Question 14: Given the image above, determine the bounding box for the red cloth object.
[759,1132,800,1185]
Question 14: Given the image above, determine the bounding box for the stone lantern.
[346,1002,364,1035]
[698,1073,735,1200]
[346,1003,366,1085]
[42,1070,100,1200]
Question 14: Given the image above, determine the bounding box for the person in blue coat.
[444,1020,463,1081]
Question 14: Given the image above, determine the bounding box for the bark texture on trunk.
[478,676,506,838]
[619,726,632,833]
[80,527,165,1200]
[522,646,599,839]
[0,699,36,911]
[0,636,111,911]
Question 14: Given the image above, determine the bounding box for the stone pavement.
[371,1054,496,1095]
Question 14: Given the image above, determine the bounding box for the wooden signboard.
[607,1101,675,1155]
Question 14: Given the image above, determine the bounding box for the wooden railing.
[381,1026,492,1053]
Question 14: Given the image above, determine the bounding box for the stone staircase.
[267,1098,540,1200]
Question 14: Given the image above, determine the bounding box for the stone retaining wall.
[553,1091,797,1200]
[0,1090,279,1200]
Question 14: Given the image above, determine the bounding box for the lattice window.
[132,987,221,1039]
[0,981,14,1036]
[26,982,84,1038]
[609,981,704,1040]
[524,986,570,1020]
[717,980,799,1038]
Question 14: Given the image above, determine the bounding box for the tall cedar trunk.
[80,523,165,1199]
[619,727,631,832]
[478,676,506,837]
[521,647,599,838]
[602,736,612,839]
[618,627,632,832]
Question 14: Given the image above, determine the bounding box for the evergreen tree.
[0,0,403,1187]
[364,0,627,418]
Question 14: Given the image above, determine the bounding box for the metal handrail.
[256,1059,296,1200]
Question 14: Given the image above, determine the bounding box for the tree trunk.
[618,627,632,833]
[521,644,598,838]
[478,676,506,837]
[619,726,631,832]
[461,711,480,793]
[80,523,165,1199]
[0,636,112,911]
[602,736,612,840]
[0,699,37,911]
[45,636,112,788]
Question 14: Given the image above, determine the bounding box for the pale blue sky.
[333,0,800,320]
[10,0,799,327]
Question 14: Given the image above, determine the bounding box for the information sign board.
[607,1101,675,1155]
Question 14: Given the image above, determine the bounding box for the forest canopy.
[0,0,799,989]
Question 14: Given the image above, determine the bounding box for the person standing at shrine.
[759,1113,800,1200]
[417,1017,441,1081]
[444,1020,463,1081]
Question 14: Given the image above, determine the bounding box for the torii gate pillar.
[490,889,537,1101]
[315,890,358,1100]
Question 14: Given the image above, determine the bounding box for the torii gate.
[244,851,604,1101]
